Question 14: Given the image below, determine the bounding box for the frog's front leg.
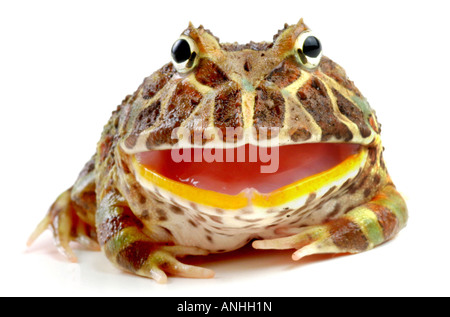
[27,157,99,261]
[96,190,214,283]
[253,183,407,260]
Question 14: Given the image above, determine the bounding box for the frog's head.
[121,19,381,213]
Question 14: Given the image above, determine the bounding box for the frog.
[28,19,408,283]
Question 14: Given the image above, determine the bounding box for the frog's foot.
[253,184,408,260]
[97,191,214,283]
[27,189,99,262]
[110,243,215,283]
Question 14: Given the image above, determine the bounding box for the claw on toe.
[252,225,341,261]
[135,248,215,283]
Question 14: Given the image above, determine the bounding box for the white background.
[1,0,449,297]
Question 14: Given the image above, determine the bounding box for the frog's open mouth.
[131,143,367,210]
[135,143,360,195]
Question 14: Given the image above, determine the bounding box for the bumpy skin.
[28,20,407,283]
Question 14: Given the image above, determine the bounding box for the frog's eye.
[171,36,199,73]
[295,31,322,69]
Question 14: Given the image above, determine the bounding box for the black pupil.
[171,39,192,63]
[302,36,321,58]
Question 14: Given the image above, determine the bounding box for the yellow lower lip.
[131,147,368,210]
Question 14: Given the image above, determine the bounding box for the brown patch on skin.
[124,134,138,149]
[120,159,131,174]
[380,154,386,170]
[195,214,207,223]
[142,63,176,100]
[367,203,399,240]
[297,77,353,141]
[116,240,154,272]
[266,56,302,88]
[137,193,147,205]
[319,56,362,97]
[327,218,369,252]
[340,178,352,190]
[368,146,377,165]
[170,205,184,215]
[208,215,223,224]
[333,88,371,138]
[155,208,168,221]
[188,219,198,227]
[140,209,150,220]
[189,202,200,212]
[195,58,229,88]
[146,81,203,147]
[253,83,285,139]
[125,99,161,148]
[243,60,251,72]
[97,207,144,246]
[290,127,312,141]
[204,228,212,235]
[373,174,381,186]
[214,82,243,142]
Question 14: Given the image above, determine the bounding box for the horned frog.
[28,19,407,283]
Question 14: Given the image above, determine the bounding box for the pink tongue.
[136,143,360,195]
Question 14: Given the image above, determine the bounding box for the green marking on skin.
[351,95,372,114]
[104,227,147,256]
[346,207,384,247]
[351,95,374,121]
[242,78,255,92]
[351,95,378,132]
